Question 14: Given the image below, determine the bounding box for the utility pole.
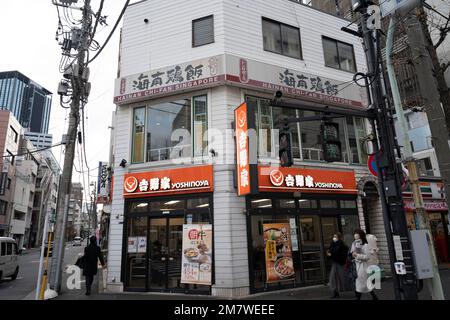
[351,0,419,300]
[49,0,92,293]
[403,9,449,300]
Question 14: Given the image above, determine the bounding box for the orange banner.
[235,102,251,196]
[258,166,357,194]
[123,165,213,198]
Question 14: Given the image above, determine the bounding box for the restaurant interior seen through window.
[246,96,368,164]
[248,196,359,293]
[132,95,208,163]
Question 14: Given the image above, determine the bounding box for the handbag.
[75,255,86,269]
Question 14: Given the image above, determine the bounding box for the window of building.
[407,112,427,129]
[7,178,11,190]
[1,242,5,256]
[0,200,7,215]
[247,96,364,164]
[131,95,208,163]
[322,37,356,73]
[262,18,302,59]
[417,157,434,176]
[192,15,214,47]
[6,243,12,255]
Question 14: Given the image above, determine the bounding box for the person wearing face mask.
[351,229,379,300]
[327,232,348,298]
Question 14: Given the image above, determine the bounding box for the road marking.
[31,260,40,263]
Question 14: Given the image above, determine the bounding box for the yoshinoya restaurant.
[111,54,383,296]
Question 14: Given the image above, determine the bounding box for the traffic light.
[321,121,342,162]
[279,129,293,167]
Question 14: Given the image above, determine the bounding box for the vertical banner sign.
[181,224,213,285]
[235,102,251,196]
[263,223,295,283]
[97,162,109,203]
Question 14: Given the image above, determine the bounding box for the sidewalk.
[54,266,450,300]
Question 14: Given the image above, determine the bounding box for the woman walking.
[351,229,378,300]
[327,232,348,298]
[83,236,105,296]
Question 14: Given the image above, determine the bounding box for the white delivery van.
[0,237,19,281]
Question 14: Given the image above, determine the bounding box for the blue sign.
[368,154,378,177]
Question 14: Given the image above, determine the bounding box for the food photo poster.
[263,223,296,283]
[181,224,213,285]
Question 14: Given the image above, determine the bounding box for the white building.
[107,0,389,297]
[24,132,53,149]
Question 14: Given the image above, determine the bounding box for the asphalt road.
[0,243,84,300]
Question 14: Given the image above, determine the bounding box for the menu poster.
[128,237,138,253]
[263,223,295,283]
[137,236,147,253]
[181,224,213,285]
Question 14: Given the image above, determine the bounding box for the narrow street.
[0,243,84,300]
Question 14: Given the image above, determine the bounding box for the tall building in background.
[0,71,52,134]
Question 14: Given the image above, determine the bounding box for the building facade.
[107,0,389,297]
[24,132,53,149]
[0,71,52,134]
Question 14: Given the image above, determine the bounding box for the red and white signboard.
[404,200,448,212]
[259,166,357,194]
[114,54,366,108]
[235,102,251,196]
[123,165,214,198]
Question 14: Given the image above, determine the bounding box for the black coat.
[83,243,105,276]
[328,240,348,265]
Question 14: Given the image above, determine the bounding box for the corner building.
[108,0,389,297]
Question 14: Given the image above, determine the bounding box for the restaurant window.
[340,200,357,209]
[320,200,338,209]
[187,197,209,209]
[193,15,214,47]
[0,200,7,215]
[150,200,185,212]
[298,199,318,209]
[322,37,356,73]
[262,18,302,59]
[277,199,295,209]
[247,96,300,159]
[132,95,208,163]
[251,199,272,209]
[132,107,146,163]
[193,95,208,157]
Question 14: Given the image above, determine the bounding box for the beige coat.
[351,239,378,293]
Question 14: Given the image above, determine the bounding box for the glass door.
[321,217,340,278]
[299,216,324,282]
[167,217,183,290]
[125,216,148,290]
[148,218,167,290]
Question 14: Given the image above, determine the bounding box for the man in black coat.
[83,236,105,296]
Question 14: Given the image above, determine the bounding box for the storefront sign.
[181,224,213,285]
[114,54,365,108]
[258,166,357,194]
[225,55,365,108]
[123,165,213,198]
[264,224,295,283]
[404,200,448,212]
[114,56,225,104]
[235,103,251,196]
[97,161,109,204]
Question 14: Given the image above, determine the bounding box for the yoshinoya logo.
[124,176,138,193]
[238,110,247,128]
[171,180,210,189]
[270,170,284,187]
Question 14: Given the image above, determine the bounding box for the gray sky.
[0,0,138,205]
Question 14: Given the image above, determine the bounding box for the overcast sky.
[0,0,139,205]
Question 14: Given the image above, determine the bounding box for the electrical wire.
[2,142,64,159]
[87,0,131,65]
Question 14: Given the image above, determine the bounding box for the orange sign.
[235,102,251,196]
[123,165,214,198]
[259,166,357,194]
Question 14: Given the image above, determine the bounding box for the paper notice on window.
[393,235,404,261]
[128,237,138,253]
[137,237,147,253]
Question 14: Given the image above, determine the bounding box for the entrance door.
[148,216,183,291]
[299,216,324,282]
[321,217,340,278]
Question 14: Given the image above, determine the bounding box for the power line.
[2,142,64,159]
[87,0,130,65]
